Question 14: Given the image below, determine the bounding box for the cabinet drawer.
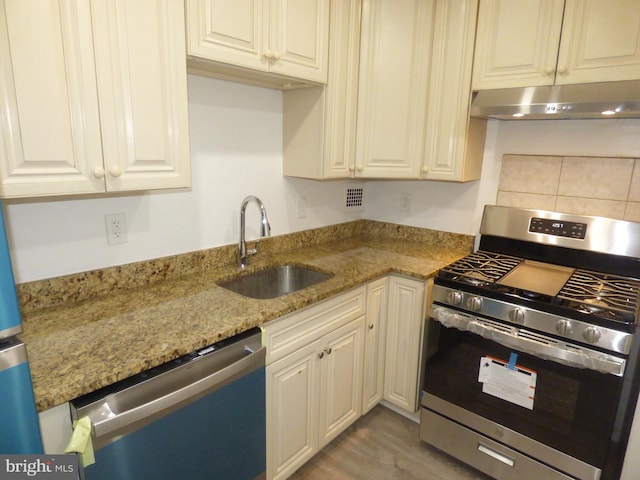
[263,287,366,364]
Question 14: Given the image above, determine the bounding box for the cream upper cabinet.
[186,0,330,87]
[283,0,484,182]
[0,0,190,198]
[473,0,640,89]
[472,0,564,89]
[556,0,640,85]
[422,0,485,182]
[283,0,361,179]
[354,0,435,178]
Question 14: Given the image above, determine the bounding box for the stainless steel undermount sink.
[218,264,333,299]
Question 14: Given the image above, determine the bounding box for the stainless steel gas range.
[420,206,640,480]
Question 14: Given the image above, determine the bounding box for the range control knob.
[583,327,601,344]
[509,308,525,324]
[466,296,483,312]
[555,319,573,336]
[447,291,463,306]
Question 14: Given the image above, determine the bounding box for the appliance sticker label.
[478,355,537,410]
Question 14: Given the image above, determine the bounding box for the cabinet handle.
[318,351,324,359]
[369,323,374,330]
[324,347,332,355]
[93,167,105,179]
[109,166,122,178]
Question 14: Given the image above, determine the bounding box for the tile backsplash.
[497,154,640,222]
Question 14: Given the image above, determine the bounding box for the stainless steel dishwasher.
[70,327,265,480]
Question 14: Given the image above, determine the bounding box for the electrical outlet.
[105,213,128,245]
[400,193,412,213]
[297,196,307,218]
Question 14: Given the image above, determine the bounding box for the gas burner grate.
[440,251,521,283]
[558,270,640,317]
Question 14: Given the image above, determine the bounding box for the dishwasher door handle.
[91,345,266,440]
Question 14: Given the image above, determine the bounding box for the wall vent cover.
[344,182,365,212]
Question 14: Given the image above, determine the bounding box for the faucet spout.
[239,195,271,269]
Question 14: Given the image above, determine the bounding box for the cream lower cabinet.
[472,0,640,89]
[0,0,190,198]
[186,0,330,88]
[362,277,388,414]
[383,275,427,413]
[264,287,366,480]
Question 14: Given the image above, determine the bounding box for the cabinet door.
[318,317,364,448]
[91,0,191,191]
[556,0,640,85]
[0,0,104,197]
[355,0,435,178]
[422,0,485,182]
[282,0,361,179]
[185,0,267,71]
[472,0,564,90]
[268,0,329,84]
[384,276,426,413]
[266,341,320,480]
[362,278,387,414]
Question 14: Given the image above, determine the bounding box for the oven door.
[421,306,625,480]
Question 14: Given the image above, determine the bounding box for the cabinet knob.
[557,64,567,74]
[544,66,554,75]
[318,351,324,359]
[356,165,364,172]
[273,51,281,61]
[324,347,332,355]
[109,166,122,177]
[369,323,374,330]
[93,167,105,179]
[348,165,355,172]
[421,166,429,173]
[264,49,273,60]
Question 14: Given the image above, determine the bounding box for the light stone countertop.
[19,222,473,411]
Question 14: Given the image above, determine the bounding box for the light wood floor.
[290,405,492,480]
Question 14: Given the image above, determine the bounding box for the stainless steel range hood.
[469,80,640,120]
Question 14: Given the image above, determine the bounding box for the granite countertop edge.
[20,233,473,412]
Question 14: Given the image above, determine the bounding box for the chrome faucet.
[239,195,271,269]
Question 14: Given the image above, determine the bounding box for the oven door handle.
[431,306,626,376]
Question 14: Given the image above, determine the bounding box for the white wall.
[366,117,640,236]
[3,76,360,283]
[4,73,640,284]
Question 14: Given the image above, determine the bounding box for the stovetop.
[437,250,640,328]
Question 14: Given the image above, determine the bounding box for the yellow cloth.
[64,416,95,467]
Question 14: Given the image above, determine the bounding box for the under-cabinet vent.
[344,182,365,213]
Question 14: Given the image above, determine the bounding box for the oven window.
[423,320,623,468]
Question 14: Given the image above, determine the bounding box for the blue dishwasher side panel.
[83,367,266,480]
[0,360,43,454]
[0,204,22,337]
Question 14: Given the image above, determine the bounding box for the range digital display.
[529,217,587,239]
